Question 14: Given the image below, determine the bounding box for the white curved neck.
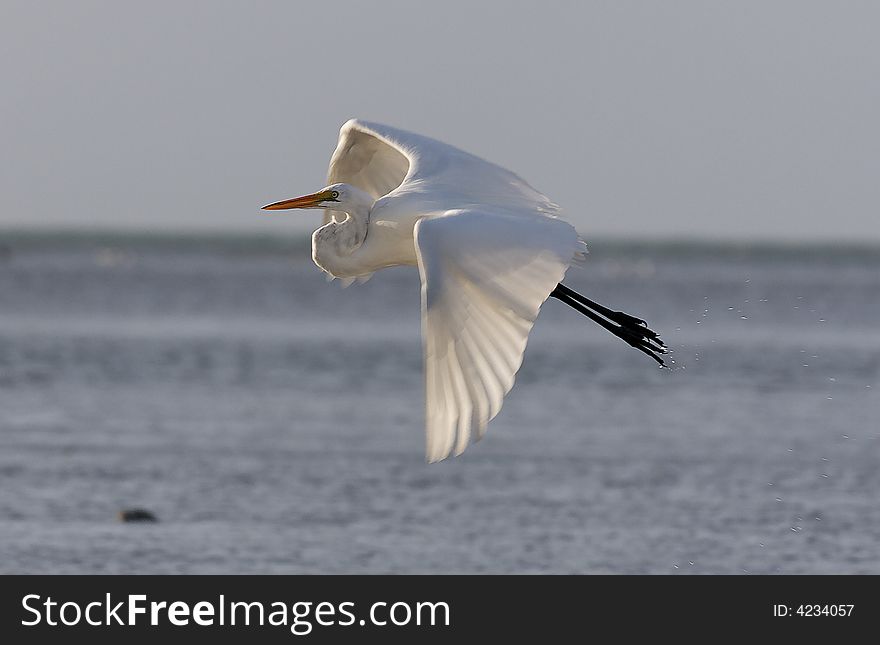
[312,185,374,277]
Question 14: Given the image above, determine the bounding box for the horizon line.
[2,226,880,251]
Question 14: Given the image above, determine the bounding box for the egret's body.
[264,119,665,462]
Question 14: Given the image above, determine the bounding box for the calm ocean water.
[1,234,878,574]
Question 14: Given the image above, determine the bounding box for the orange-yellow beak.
[262,189,335,211]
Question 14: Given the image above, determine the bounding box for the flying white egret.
[264,119,666,462]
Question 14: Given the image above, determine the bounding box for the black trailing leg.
[550,283,668,366]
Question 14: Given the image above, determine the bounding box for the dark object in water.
[118,508,158,523]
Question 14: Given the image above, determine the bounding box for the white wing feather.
[415,209,582,462]
[323,120,412,227]
[323,119,561,224]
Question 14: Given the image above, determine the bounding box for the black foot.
[550,284,668,366]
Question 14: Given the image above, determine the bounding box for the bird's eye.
[330,191,339,199]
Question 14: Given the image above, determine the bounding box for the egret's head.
[263,184,361,211]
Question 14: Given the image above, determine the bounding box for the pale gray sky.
[1,1,878,240]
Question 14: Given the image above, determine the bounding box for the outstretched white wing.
[323,120,412,226]
[415,209,583,462]
[323,119,561,225]
[325,121,411,206]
